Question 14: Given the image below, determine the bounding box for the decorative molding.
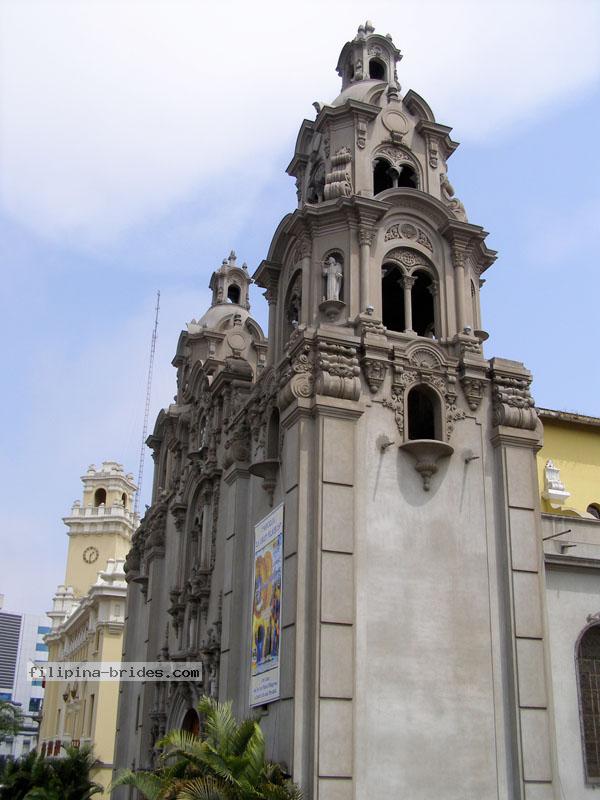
[542,459,571,508]
[384,222,433,252]
[385,247,430,270]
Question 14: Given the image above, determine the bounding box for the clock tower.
[60,461,138,600]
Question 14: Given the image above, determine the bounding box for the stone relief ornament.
[357,118,368,149]
[440,172,468,222]
[315,341,361,400]
[460,376,485,411]
[362,358,388,393]
[490,367,537,430]
[324,147,353,200]
[384,223,433,252]
[375,145,418,171]
[278,342,315,409]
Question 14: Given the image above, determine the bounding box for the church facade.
[114,23,600,799]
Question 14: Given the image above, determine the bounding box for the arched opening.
[121,493,127,509]
[374,160,418,195]
[373,158,396,194]
[397,164,418,188]
[267,408,280,460]
[181,708,200,737]
[578,625,600,781]
[94,488,106,507]
[588,504,600,520]
[411,271,435,337]
[381,265,405,333]
[227,284,240,304]
[407,385,440,441]
[471,280,478,329]
[369,58,386,80]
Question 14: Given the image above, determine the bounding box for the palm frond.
[175,775,231,800]
[109,769,168,800]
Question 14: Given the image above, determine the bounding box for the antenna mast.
[135,290,160,515]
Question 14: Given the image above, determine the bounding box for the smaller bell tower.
[62,462,138,599]
[208,250,251,310]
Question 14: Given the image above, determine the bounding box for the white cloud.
[0,0,598,243]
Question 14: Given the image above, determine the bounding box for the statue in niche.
[322,255,343,302]
[440,172,468,222]
[307,162,325,204]
[286,273,302,329]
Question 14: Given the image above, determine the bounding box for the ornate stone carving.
[408,347,442,370]
[384,223,433,252]
[385,248,429,269]
[490,366,537,430]
[542,459,571,508]
[315,341,361,400]
[460,377,485,411]
[375,145,418,170]
[358,226,375,247]
[324,147,353,200]
[278,342,315,409]
[440,172,468,222]
[357,118,368,149]
[362,358,387,393]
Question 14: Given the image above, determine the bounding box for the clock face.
[83,546,99,564]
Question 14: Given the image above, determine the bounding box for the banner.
[250,503,283,706]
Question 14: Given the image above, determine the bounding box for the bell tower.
[249,21,559,800]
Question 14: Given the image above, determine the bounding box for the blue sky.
[1,0,599,614]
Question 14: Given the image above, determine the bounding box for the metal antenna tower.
[135,290,160,515]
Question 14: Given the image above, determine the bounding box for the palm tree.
[111,696,302,800]
[0,745,102,800]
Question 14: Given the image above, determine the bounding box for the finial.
[365,20,375,34]
[228,250,237,265]
[242,262,248,270]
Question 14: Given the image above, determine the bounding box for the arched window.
[578,625,600,782]
[121,493,127,509]
[94,488,106,507]
[284,271,302,341]
[407,385,441,441]
[369,58,386,80]
[588,504,600,520]
[267,408,280,460]
[381,264,405,333]
[471,280,478,329]
[411,271,435,337]
[227,284,240,304]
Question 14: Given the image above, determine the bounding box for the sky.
[0,0,599,615]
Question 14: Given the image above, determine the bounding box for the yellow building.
[38,462,137,798]
[537,407,600,519]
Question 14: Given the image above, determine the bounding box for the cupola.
[208,250,251,310]
[335,20,402,91]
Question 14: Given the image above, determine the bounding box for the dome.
[330,78,387,108]
[188,304,260,335]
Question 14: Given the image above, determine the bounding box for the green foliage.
[0,699,22,741]
[0,745,102,800]
[111,696,302,800]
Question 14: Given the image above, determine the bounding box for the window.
[181,708,200,736]
[227,284,240,304]
[369,58,386,80]
[381,265,405,332]
[29,698,41,713]
[588,504,600,520]
[35,642,48,652]
[94,488,106,507]
[37,626,51,635]
[407,385,441,441]
[122,493,128,508]
[87,694,95,737]
[578,625,600,782]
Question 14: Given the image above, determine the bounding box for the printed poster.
[250,503,283,706]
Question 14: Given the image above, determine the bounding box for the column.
[358,226,374,313]
[453,247,466,332]
[263,284,278,366]
[400,274,416,333]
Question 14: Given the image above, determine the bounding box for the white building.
[0,600,50,760]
